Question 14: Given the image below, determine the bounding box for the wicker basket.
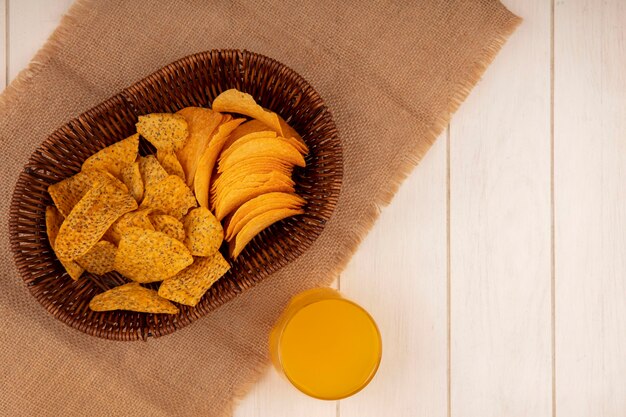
[9,50,342,341]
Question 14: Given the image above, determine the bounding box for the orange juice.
[270,288,382,400]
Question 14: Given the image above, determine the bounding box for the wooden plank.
[554,1,626,416]
[339,136,448,417]
[0,0,5,88]
[7,0,72,82]
[449,1,552,416]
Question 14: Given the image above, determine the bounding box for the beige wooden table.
[3,1,625,416]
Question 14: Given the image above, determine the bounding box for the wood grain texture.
[339,137,448,417]
[0,0,5,88]
[554,1,626,416]
[7,0,72,81]
[449,1,552,416]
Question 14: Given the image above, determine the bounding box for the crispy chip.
[218,138,305,173]
[150,214,185,242]
[89,282,179,314]
[158,252,230,306]
[82,134,139,178]
[221,119,271,151]
[114,227,193,283]
[104,208,154,244]
[136,113,189,152]
[175,107,223,186]
[194,118,245,208]
[183,207,223,256]
[121,161,144,203]
[219,131,278,161]
[212,89,282,133]
[212,165,293,197]
[225,192,305,241]
[140,175,198,220]
[45,206,84,280]
[214,171,295,220]
[277,115,309,154]
[156,150,186,182]
[230,208,304,258]
[138,155,168,188]
[75,240,117,275]
[48,170,117,217]
[55,178,137,260]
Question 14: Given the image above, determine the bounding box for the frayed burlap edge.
[0,1,521,415]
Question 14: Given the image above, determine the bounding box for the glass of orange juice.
[269,287,382,400]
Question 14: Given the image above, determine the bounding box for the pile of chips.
[46,89,307,314]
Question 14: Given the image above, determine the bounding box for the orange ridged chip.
[225,192,305,241]
[103,208,154,244]
[219,131,278,161]
[120,161,144,203]
[230,208,304,258]
[156,150,186,182]
[114,227,193,283]
[175,107,222,186]
[183,207,223,256]
[138,155,168,189]
[221,119,271,151]
[277,115,308,154]
[81,134,139,178]
[89,282,179,314]
[218,138,305,173]
[212,165,293,197]
[150,214,185,242]
[136,113,189,152]
[45,206,84,280]
[213,172,295,220]
[140,175,197,220]
[194,118,245,208]
[55,178,137,260]
[75,240,117,275]
[158,252,230,306]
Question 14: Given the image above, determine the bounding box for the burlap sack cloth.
[0,1,520,415]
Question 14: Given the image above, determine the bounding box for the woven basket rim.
[9,49,342,341]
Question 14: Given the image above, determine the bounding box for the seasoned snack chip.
[183,207,223,256]
[140,175,197,220]
[121,161,144,203]
[89,282,179,314]
[219,131,278,161]
[212,89,282,133]
[55,178,137,260]
[212,167,293,197]
[230,208,304,258]
[138,155,168,189]
[82,134,139,178]
[150,214,185,242]
[136,113,189,152]
[158,252,230,306]
[194,118,245,208]
[221,119,272,151]
[218,138,305,172]
[48,170,117,217]
[75,240,117,275]
[175,107,222,186]
[45,206,84,280]
[103,208,154,244]
[157,150,186,181]
[213,171,295,220]
[114,227,193,283]
[225,192,305,240]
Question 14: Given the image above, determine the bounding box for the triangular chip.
[120,161,144,203]
[225,192,305,241]
[48,170,118,217]
[150,214,185,242]
[45,206,84,280]
[136,113,189,152]
[156,150,186,182]
[193,118,245,208]
[103,208,154,244]
[140,175,197,220]
[89,282,179,314]
[183,207,223,257]
[158,252,230,306]
[55,178,137,260]
[138,155,168,189]
[75,240,117,275]
[175,107,223,186]
[230,208,304,258]
[81,134,139,178]
[218,138,305,173]
[114,227,193,283]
